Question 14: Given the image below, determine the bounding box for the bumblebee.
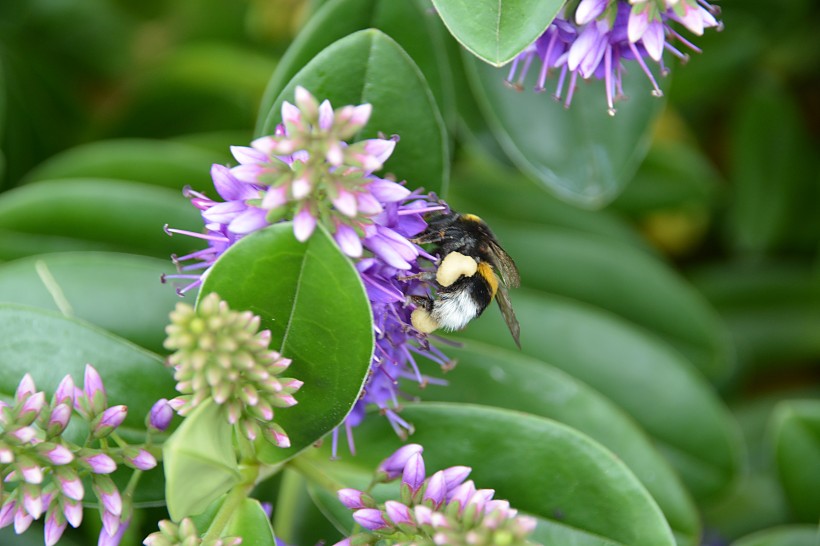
[407,211,521,347]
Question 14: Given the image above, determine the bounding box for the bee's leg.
[397,271,437,283]
[409,296,439,334]
[435,251,477,287]
[410,230,446,245]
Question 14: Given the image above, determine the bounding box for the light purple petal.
[281,101,301,125]
[262,186,288,209]
[384,500,413,526]
[575,0,607,24]
[627,10,649,43]
[211,164,257,201]
[44,445,74,465]
[228,208,269,235]
[402,452,425,491]
[368,179,410,202]
[362,138,396,166]
[230,145,267,165]
[293,208,317,242]
[53,375,75,406]
[356,192,383,216]
[15,374,36,401]
[352,508,388,531]
[423,470,447,506]
[45,511,67,546]
[318,100,334,130]
[229,163,265,184]
[334,224,363,258]
[332,189,358,217]
[642,20,665,61]
[378,444,423,478]
[337,488,367,510]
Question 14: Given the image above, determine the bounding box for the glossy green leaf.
[0,251,188,354]
[259,29,448,195]
[430,0,561,66]
[488,221,732,382]
[447,150,650,250]
[0,304,175,503]
[771,400,820,521]
[256,0,454,135]
[731,525,820,546]
[309,403,676,546]
[691,262,820,373]
[0,178,202,260]
[456,288,742,501]
[726,82,816,256]
[465,52,664,207]
[163,400,241,520]
[407,342,699,546]
[199,223,373,465]
[21,138,221,190]
[223,498,277,546]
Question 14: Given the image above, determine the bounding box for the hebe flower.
[143,517,241,546]
[0,367,159,546]
[164,88,454,453]
[506,0,722,114]
[164,292,302,447]
[336,444,538,546]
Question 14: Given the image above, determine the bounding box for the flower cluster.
[335,445,537,546]
[143,517,240,546]
[506,0,722,114]
[0,366,160,546]
[165,88,453,453]
[164,292,302,447]
[164,85,402,295]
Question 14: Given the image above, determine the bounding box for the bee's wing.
[495,282,521,348]
[489,241,521,288]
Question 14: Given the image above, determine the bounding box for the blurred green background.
[0,0,818,544]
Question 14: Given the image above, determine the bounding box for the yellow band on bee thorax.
[477,262,498,299]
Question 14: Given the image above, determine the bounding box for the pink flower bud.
[352,508,388,531]
[84,453,116,474]
[125,449,157,471]
[148,399,173,432]
[83,365,107,415]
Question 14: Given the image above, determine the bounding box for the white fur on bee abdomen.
[431,289,480,331]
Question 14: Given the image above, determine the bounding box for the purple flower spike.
[84,453,117,474]
[148,398,173,432]
[353,508,388,531]
[378,444,423,479]
[384,500,414,527]
[402,452,426,493]
[83,364,107,415]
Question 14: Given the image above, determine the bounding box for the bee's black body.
[410,211,521,347]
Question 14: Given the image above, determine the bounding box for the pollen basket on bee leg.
[435,252,478,287]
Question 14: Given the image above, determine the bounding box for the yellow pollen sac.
[436,251,478,287]
[461,213,483,223]
[411,308,440,334]
[477,262,498,299]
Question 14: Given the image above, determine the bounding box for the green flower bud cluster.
[164,293,303,447]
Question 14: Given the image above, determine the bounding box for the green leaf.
[447,150,650,251]
[256,0,455,136]
[310,403,676,546]
[456,288,742,501]
[771,400,820,521]
[0,304,175,503]
[20,138,222,190]
[407,342,699,546]
[487,221,732,382]
[0,178,202,260]
[0,251,188,354]
[430,0,562,66]
[731,525,820,546]
[726,82,817,256]
[258,29,448,195]
[163,400,241,520]
[199,223,373,465]
[464,52,664,207]
[223,498,277,546]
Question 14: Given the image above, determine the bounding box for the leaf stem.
[201,464,259,541]
[287,453,347,493]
